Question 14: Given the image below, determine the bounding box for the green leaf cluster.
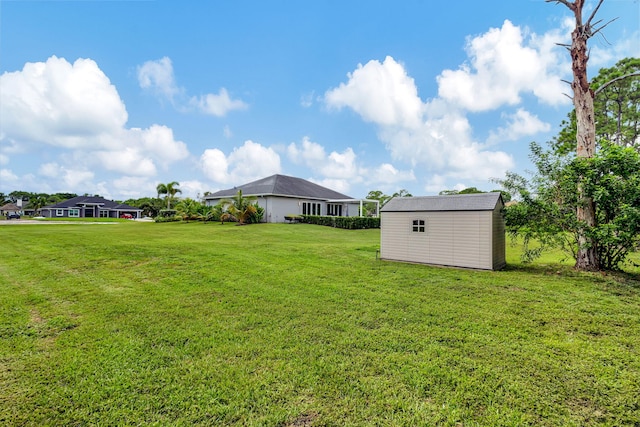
[499,142,640,270]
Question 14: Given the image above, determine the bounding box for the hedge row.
[301,215,380,229]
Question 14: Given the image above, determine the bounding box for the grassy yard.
[0,222,638,426]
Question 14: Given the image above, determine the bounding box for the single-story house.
[40,196,143,219]
[380,192,505,270]
[204,174,378,223]
[1,202,22,216]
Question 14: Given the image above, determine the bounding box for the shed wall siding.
[381,210,495,270]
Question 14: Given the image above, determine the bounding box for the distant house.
[380,192,506,270]
[40,196,142,219]
[0,202,22,216]
[204,174,377,223]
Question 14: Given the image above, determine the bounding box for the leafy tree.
[203,203,224,222]
[458,187,483,194]
[439,187,512,202]
[124,197,164,217]
[552,57,640,155]
[27,194,49,215]
[156,181,182,209]
[362,189,412,216]
[176,198,203,222]
[49,193,77,203]
[391,189,413,198]
[546,0,614,270]
[221,190,259,225]
[499,141,640,271]
[363,190,390,216]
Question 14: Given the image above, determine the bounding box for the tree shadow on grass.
[503,262,640,296]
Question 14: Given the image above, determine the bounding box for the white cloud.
[0,56,128,148]
[112,176,156,199]
[287,137,326,166]
[287,138,361,189]
[487,109,551,145]
[370,163,415,186]
[320,148,359,180]
[590,29,640,68]
[325,56,423,128]
[38,162,94,189]
[437,20,569,111]
[311,178,351,195]
[131,125,189,168]
[322,20,576,188]
[200,148,229,183]
[0,168,18,183]
[200,140,281,185]
[287,137,415,194]
[137,57,248,117]
[93,148,157,177]
[300,91,315,108]
[0,56,191,191]
[177,180,210,200]
[190,88,248,117]
[137,57,181,101]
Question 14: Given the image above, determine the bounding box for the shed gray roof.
[205,174,353,200]
[381,192,502,212]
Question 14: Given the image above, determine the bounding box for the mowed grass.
[0,222,639,426]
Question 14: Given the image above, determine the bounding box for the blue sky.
[1,0,638,201]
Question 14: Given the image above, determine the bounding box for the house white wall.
[381,208,504,270]
[207,196,361,223]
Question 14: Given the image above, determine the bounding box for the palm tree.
[176,198,203,222]
[28,195,49,216]
[221,190,258,225]
[156,181,182,209]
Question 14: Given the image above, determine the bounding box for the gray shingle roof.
[205,174,353,200]
[381,192,502,212]
[43,196,140,211]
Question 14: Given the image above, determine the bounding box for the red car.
[120,213,133,219]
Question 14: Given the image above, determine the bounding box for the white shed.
[380,193,506,270]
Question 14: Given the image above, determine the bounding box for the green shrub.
[154,215,181,223]
[301,215,380,229]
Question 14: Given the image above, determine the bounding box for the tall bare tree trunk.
[548,0,602,270]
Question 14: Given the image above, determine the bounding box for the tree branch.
[594,72,640,95]
[586,0,605,27]
[591,17,619,37]
[546,0,576,12]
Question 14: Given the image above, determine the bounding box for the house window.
[99,210,109,218]
[328,204,342,216]
[56,209,64,217]
[69,208,80,218]
[412,219,425,233]
[302,202,321,216]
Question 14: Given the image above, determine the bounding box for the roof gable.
[1,203,21,211]
[206,174,353,200]
[381,192,502,212]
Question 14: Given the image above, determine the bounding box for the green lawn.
[1,222,638,426]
